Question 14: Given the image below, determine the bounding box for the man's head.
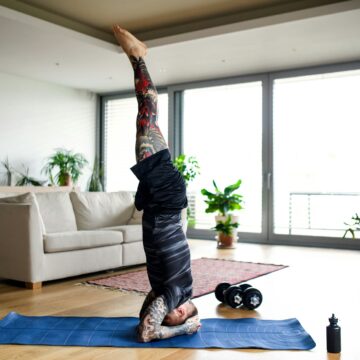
[162,300,198,326]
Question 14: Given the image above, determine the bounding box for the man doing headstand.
[112,25,201,343]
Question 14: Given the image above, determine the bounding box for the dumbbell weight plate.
[242,288,263,310]
[225,287,244,308]
[238,284,252,292]
[215,282,231,303]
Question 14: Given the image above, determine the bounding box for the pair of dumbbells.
[215,282,263,310]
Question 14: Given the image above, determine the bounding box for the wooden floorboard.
[1,239,359,360]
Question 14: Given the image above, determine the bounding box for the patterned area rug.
[84,258,287,299]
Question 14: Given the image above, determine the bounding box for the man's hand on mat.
[184,315,201,334]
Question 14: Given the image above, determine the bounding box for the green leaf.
[212,180,220,192]
[224,179,242,195]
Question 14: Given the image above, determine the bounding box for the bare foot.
[112,25,147,58]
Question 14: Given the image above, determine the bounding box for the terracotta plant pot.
[63,173,73,187]
[217,230,238,249]
[215,215,239,249]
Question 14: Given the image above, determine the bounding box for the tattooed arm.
[137,295,200,343]
[139,290,156,320]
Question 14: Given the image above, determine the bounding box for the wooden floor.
[1,239,359,360]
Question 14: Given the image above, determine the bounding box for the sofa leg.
[25,282,42,290]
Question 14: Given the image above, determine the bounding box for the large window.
[273,69,360,237]
[100,62,360,249]
[183,82,263,233]
[104,94,168,191]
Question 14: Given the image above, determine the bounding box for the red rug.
[85,258,287,298]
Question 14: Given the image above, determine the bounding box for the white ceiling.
[0,1,359,94]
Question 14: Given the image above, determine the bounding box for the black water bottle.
[327,314,341,353]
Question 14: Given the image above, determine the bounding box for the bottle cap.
[329,314,338,325]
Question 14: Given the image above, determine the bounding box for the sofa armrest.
[127,204,143,225]
[0,203,44,282]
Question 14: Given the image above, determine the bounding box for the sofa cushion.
[0,193,17,198]
[44,230,123,253]
[127,205,143,225]
[99,224,142,243]
[70,191,134,230]
[35,192,77,233]
[0,192,46,234]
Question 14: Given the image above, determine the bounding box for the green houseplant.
[87,156,104,192]
[174,154,200,229]
[343,213,360,239]
[213,215,239,248]
[1,157,13,186]
[174,154,200,187]
[201,179,243,248]
[15,166,46,186]
[43,148,88,186]
[201,179,243,216]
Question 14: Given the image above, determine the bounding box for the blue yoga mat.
[0,312,315,350]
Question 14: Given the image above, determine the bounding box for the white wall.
[0,72,97,190]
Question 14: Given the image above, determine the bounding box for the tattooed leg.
[112,25,167,162]
[131,56,168,162]
[137,296,201,343]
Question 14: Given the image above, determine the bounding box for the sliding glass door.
[100,62,360,248]
[272,69,360,239]
[182,81,263,237]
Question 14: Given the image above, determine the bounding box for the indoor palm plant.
[174,154,200,230]
[201,179,243,248]
[43,148,88,186]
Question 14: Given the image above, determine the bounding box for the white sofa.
[0,190,145,289]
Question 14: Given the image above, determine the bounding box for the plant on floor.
[1,157,13,186]
[213,214,239,241]
[42,148,88,186]
[87,156,104,192]
[201,179,243,216]
[174,154,200,228]
[213,215,239,234]
[15,165,46,186]
[343,213,360,239]
[201,179,243,248]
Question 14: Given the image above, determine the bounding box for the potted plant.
[201,179,243,248]
[87,156,104,192]
[174,154,200,187]
[174,154,200,231]
[343,213,360,239]
[213,215,239,249]
[42,148,88,186]
[1,157,13,186]
[15,165,46,186]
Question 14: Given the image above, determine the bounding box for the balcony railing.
[288,192,360,235]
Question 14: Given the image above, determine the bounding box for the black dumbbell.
[215,282,263,310]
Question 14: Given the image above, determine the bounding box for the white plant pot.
[215,215,239,224]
